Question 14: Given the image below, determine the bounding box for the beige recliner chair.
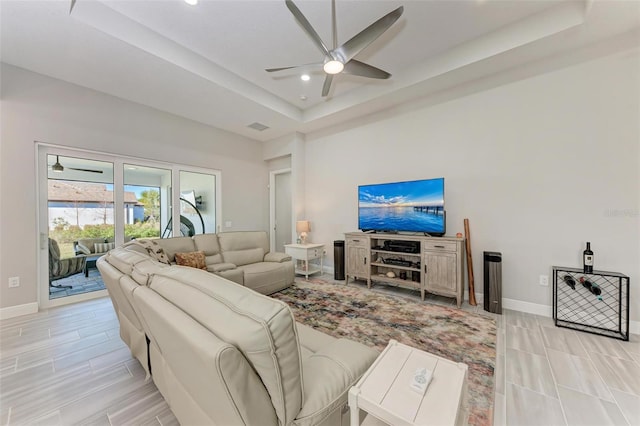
[132,266,379,426]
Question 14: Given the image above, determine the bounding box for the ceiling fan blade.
[265,63,322,73]
[331,0,337,50]
[68,167,104,174]
[343,60,391,79]
[321,74,334,97]
[70,0,77,14]
[333,6,403,64]
[285,0,331,57]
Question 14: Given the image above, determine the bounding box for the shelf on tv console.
[370,262,420,272]
[371,249,421,258]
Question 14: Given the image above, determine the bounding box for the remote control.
[409,367,432,395]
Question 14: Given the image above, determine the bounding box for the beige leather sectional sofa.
[147,231,295,295]
[97,234,379,426]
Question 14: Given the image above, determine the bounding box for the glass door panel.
[179,171,216,235]
[123,164,172,240]
[47,154,114,299]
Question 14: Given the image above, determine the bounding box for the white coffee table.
[349,340,468,426]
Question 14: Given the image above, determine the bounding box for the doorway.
[37,144,221,308]
[270,169,292,252]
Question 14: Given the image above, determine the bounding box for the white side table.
[349,340,468,426]
[284,243,324,280]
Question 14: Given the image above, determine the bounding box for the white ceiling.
[2,0,639,141]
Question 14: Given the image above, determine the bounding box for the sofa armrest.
[207,262,237,273]
[264,252,291,263]
[295,339,379,425]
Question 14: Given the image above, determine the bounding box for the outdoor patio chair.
[49,237,86,293]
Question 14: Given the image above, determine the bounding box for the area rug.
[271,278,496,426]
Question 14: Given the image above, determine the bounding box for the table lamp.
[296,220,310,244]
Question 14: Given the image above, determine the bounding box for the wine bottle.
[563,275,576,290]
[583,242,594,274]
[579,277,602,297]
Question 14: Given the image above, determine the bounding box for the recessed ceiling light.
[300,95,307,101]
[301,74,310,81]
[184,0,198,5]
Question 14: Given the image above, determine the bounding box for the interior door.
[274,171,292,252]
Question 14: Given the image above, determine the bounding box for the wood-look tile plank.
[1,330,81,361]
[506,325,546,356]
[506,348,558,398]
[156,406,180,426]
[506,382,566,426]
[547,348,613,401]
[0,357,17,377]
[610,389,640,426]
[578,333,633,360]
[620,335,640,356]
[505,309,538,329]
[495,353,505,396]
[77,318,121,338]
[540,326,588,357]
[589,351,640,396]
[107,387,170,426]
[8,364,132,424]
[89,346,133,372]
[30,410,63,426]
[16,332,109,370]
[557,385,629,426]
[0,361,56,405]
[493,392,506,426]
[28,311,96,337]
[53,337,127,371]
[58,375,157,425]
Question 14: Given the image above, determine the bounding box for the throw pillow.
[175,251,207,270]
[130,239,171,265]
[94,242,116,253]
[76,243,92,255]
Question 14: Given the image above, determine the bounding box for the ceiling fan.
[266,0,404,97]
[50,155,104,174]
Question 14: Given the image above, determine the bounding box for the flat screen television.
[358,177,445,235]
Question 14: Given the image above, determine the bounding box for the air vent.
[247,122,269,131]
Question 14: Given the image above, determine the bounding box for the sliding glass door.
[38,145,221,308]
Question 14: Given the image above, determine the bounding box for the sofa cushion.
[155,237,197,262]
[240,262,288,295]
[175,251,207,270]
[223,247,265,267]
[105,248,153,275]
[77,237,106,254]
[131,258,169,286]
[294,339,379,426]
[148,267,303,426]
[193,234,223,266]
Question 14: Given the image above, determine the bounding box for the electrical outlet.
[539,275,549,286]
[225,221,232,228]
[8,276,20,288]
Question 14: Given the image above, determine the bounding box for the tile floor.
[1,274,638,425]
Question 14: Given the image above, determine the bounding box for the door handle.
[364,257,367,265]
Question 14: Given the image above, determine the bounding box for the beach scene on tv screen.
[359,179,444,233]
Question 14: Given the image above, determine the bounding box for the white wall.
[0,63,269,309]
[305,50,640,322]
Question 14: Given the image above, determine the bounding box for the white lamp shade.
[296,221,310,233]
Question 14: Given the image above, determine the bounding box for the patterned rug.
[271,278,496,426]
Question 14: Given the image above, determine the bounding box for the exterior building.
[48,180,143,229]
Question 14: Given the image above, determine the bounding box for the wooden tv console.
[345,232,465,307]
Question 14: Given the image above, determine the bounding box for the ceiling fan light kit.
[267,0,404,97]
[323,60,344,75]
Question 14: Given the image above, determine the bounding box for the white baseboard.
[0,302,38,320]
